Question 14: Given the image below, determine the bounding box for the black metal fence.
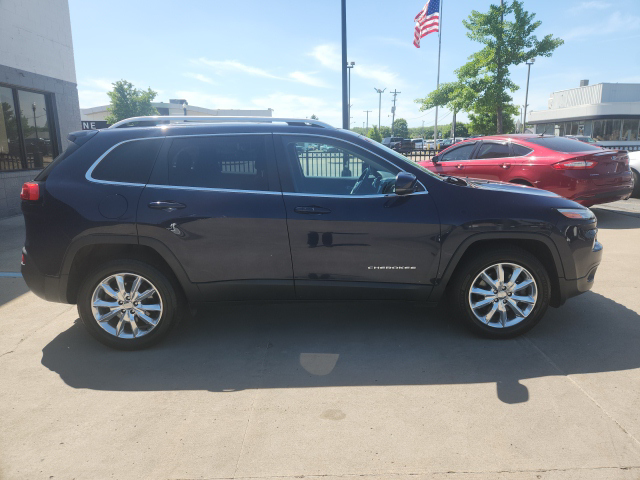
[297,151,365,177]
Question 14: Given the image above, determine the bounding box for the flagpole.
[434,0,443,146]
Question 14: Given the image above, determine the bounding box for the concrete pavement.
[1,199,640,479]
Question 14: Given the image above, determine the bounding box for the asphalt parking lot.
[1,199,640,480]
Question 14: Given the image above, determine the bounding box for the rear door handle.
[456,164,464,169]
[294,206,331,215]
[148,201,187,212]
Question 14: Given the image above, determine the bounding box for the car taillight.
[20,182,40,201]
[552,160,596,170]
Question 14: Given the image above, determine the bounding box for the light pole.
[341,0,348,129]
[363,110,371,134]
[374,87,386,131]
[347,62,355,125]
[390,89,400,136]
[523,58,535,134]
[31,102,38,139]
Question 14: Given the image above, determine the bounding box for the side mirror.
[395,172,418,196]
[432,154,440,164]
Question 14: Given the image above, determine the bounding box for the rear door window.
[165,135,269,191]
[475,142,511,159]
[440,143,476,161]
[91,138,163,184]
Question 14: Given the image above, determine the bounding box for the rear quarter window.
[527,136,601,153]
[512,144,533,156]
[91,138,163,184]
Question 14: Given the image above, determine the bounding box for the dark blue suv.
[21,117,603,349]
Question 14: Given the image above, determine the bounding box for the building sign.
[81,120,109,130]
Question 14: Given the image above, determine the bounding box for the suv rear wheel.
[449,247,551,338]
[77,260,180,350]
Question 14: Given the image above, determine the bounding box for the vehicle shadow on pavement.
[592,207,640,229]
[41,291,640,404]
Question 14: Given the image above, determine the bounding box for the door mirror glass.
[395,172,417,196]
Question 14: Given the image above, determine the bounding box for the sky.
[69,0,640,129]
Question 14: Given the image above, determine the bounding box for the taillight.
[20,182,40,201]
[552,160,596,170]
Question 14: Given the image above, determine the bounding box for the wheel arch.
[430,234,566,307]
[61,236,197,304]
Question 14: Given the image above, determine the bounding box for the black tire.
[448,247,551,338]
[77,260,181,350]
[633,170,640,198]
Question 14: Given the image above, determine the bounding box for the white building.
[80,99,272,129]
[0,0,81,218]
[528,81,640,147]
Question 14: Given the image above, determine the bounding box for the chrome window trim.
[282,191,429,199]
[275,132,428,194]
[145,184,280,195]
[85,137,164,187]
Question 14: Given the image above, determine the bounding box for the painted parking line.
[0,272,22,278]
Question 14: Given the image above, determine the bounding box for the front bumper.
[21,248,69,304]
[553,240,602,306]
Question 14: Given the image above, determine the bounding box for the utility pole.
[363,110,372,133]
[374,87,386,131]
[341,0,348,129]
[434,0,444,144]
[451,111,456,140]
[523,58,535,134]
[347,62,355,126]
[390,89,400,136]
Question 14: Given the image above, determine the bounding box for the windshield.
[345,131,443,181]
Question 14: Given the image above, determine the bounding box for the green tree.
[105,80,159,124]
[379,126,392,138]
[415,1,562,134]
[392,118,409,138]
[310,114,319,120]
[468,105,518,135]
[367,125,382,142]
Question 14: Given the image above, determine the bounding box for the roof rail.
[108,115,334,129]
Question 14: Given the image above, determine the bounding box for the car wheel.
[633,170,640,198]
[449,247,551,338]
[77,260,181,350]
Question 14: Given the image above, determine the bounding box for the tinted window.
[528,136,601,153]
[440,143,476,161]
[167,136,268,191]
[475,142,511,159]
[282,137,402,196]
[92,138,162,184]
[512,144,533,156]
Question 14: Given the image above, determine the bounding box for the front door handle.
[456,164,465,169]
[294,206,331,215]
[148,201,186,212]
[501,163,511,169]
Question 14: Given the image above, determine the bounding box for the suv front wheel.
[450,247,551,338]
[77,260,181,350]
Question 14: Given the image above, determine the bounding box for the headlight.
[557,208,595,220]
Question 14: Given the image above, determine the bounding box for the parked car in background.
[418,134,634,207]
[629,150,640,197]
[412,138,425,149]
[566,135,598,145]
[21,117,602,348]
[382,137,403,150]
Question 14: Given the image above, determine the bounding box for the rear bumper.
[21,248,69,304]
[571,186,633,207]
[553,241,602,307]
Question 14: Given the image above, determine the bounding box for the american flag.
[413,0,440,48]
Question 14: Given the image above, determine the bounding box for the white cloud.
[564,11,640,40]
[251,92,341,126]
[288,71,329,88]
[78,89,110,108]
[183,72,217,85]
[193,58,282,79]
[308,44,400,87]
[569,1,612,11]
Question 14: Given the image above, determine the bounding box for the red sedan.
[418,135,634,207]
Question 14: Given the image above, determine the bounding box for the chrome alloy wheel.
[91,273,163,339]
[468,263,537,328]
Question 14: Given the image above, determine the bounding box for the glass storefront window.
[0,83,57,171]
[592,120,604,141]
[603,119,622,141]
[621,119,639,141]
[17,90,55,169]
[0,86,26,171]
